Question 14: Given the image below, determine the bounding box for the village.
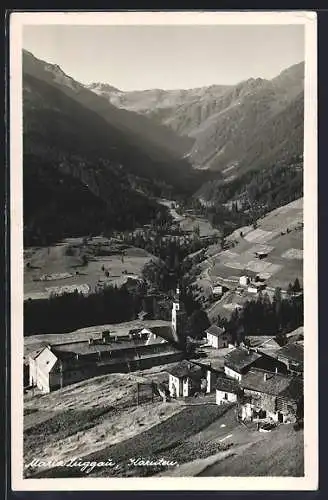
[27,286,303,423]
[23,198,304,478]
[24,276,304,479]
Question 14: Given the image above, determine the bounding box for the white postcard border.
[9,10,318,491]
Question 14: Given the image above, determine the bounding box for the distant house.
[275,343,304,375]
[240,369,303,423]
[254,251,268,260]
[243,336,281,354]
[216,374,241,405]
[212,285,223,297]
[239,276,250,287]
[285,327,304,345]
[247,282,266,294]
[206,325,232,349]
[168,361,205,398]
[223,348,263,381]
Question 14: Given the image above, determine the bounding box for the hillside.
[23,52,208,246]
[23,74,168,246]
[185,197,303,320]
[89,62,304,177]
[23,50,194,163]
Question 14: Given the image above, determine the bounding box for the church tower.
[171,287,187,347]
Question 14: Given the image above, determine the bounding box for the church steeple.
[171,286,186,347]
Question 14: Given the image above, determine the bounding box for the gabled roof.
[244,336,280,350]
[216,374,240,394]
[285,327,304,344]
[278,376,303,401]
[206,325,226,338]
[50,332,165,358]
[168,360,203,380]
[33,346,58,373]
[241,369,303,401]
[28,345,48,360]
[276,343,304,364]
[224,347,262,373]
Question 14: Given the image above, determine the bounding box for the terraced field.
[188,198,303,317]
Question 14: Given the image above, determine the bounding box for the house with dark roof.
[239,368,303,423]
[28,294,187,393]
[275,343,304,374]
[224,345,288,382]
[29,330,183,393]
[243,336,281,352]
[223,347,264,381]
[206,325,233,349]
[167,360,206,398]
[216,374,242,405]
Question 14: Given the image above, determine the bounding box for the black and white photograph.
[10,11,318,491]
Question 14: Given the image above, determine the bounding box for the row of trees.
[215,286,303,341]
[24,285,142,335]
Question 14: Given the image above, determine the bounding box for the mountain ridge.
[87,61,304,176]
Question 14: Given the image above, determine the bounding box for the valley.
[21,47,305,481]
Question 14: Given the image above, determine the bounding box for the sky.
[23,24,304,91]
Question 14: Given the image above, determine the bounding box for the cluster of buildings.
[238,275,267,295]
[27,288,187,393]
[167,324,304,424]
[26,286,304,427]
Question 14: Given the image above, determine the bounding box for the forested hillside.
[90,62,304,178]
[23,74,172,246]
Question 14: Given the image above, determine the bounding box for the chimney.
[102,330,110,343]
[275,367,278,374]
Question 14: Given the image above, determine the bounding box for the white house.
[239,276,250,287]
[168,361,204,398]
[212,285,223,297]
[247,281,266,294]
[28,293,186,393]
[223,347,263,381]
[206,325,232,349]
[216,375,241,405]
[29,346,62,393]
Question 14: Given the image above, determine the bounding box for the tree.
[287,282,294,296]
[193,224,200,238]
[187,309,210,339]
[293,278,301,293]
[220,235,226,250]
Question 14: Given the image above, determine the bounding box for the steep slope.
[23,73,171,247]
[89,62,304,177]
[23,50,194,170]
[87,83,231,124]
